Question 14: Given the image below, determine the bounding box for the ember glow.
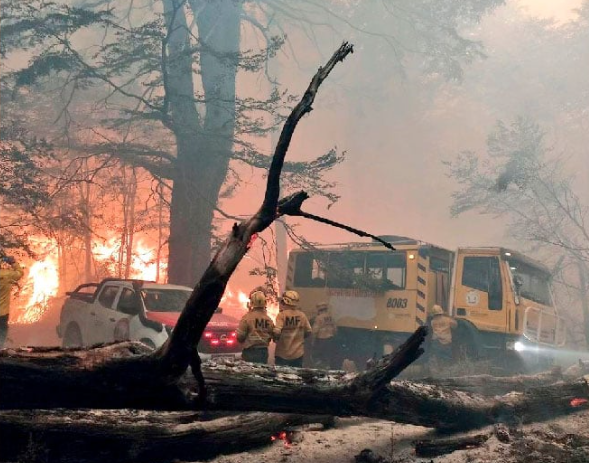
[570,398,588,408]
[270,430,292,447]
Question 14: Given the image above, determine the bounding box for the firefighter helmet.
[281,290,299,307]
[430,304,444,316]
[316,302,329,312]
[249,290,267,309]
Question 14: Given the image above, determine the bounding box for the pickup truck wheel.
[139,338,156,350]
[63,324,83,348]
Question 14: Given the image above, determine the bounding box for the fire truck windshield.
[508,259,553,306]
[141,289,192,312]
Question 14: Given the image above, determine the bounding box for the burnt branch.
[277,191,395,250]
[261,41,354,220]
[153,42,355,382]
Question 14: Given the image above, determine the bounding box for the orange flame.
[220,286,279,321]
[92,236,166,281]
[11,233,166,324]
[11,241,60,324]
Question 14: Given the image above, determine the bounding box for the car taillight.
[211,339,220,345]
[226,339,235,345]
[204,331,213,338]
[230,331,237,338]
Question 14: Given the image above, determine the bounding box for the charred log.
[0,410,332,463]
[2,336,589,432]
[414,433,490,457]
[0,327,427,411]
[420,367,563,396]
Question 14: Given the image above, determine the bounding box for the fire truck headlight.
[514,341,525,352]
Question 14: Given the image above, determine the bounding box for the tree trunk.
[166,0,241,286]
[0,409,332,463]
[577,260,589,348]
[163,0,202,286]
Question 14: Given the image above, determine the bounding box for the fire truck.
[287,236,566,370]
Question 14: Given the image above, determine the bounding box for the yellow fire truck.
[287,236,566,369]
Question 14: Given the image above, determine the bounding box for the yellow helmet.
[430,304,444,316]
[249,290,267,309]
[281,290,299,307]
[316,302,329,312]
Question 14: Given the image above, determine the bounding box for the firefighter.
[236,290,275,364]
[428,304,457,367]
[311,302,337,368]
[0,254,24,348]
[274,290,312,368]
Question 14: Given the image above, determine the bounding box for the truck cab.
[450,247,565,361]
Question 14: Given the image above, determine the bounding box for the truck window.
[141,289,191,312]
[327,252,364,288]
[98,285,119,309]
[508,260,552,306]
[367,253,406,290]
[293,253,327,287]
[462,256,502,310]
[117,288,140,315]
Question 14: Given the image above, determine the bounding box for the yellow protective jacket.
[312,311,337,340]
[236,308,275,349]
[0,263,24,317]
[274,307,312,360]
[431,314,457,345]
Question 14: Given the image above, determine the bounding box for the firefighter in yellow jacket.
[428,304,457,366]
[0,254,24,348]
[236,290,275,364]
[274,290,312,368]
[311,302,337,368]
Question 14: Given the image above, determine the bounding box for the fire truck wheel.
[139,338,156,350]
[62,324,83,348]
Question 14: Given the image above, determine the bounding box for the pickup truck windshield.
[141,289,192,312]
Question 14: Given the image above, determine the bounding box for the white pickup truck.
[56,278,242,360]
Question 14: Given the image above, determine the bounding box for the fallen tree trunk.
[0,410,333,463]
[0,327,426,410]
[419,367,563,396]
[2,334,589,432]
